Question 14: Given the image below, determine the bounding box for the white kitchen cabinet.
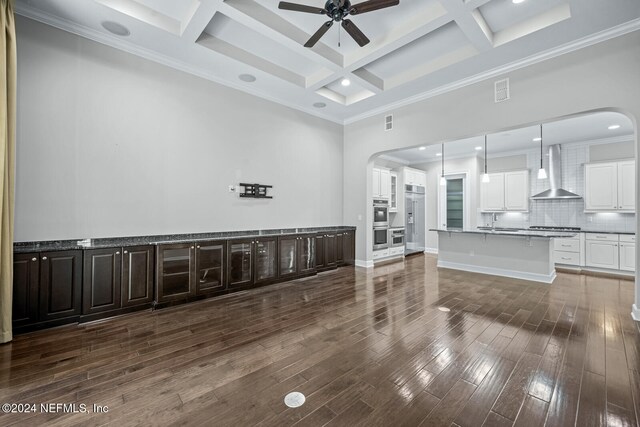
[372,168,380,198]
[480,173,504,211]
[372,167,391,199]
[617,160,635,211]
[504,171,529,211]
[404,168,426,187]
[585,239,619,270]
[389,172,398,212]
[553,233,583,267]
[585,160,635,212]
[619,242,635,271]
[481,171,528,212]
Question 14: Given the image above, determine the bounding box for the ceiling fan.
[278,0,400,48]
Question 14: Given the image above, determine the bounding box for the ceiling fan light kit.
[278,0,400,48]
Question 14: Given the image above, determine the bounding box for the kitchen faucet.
[491,213,498,228]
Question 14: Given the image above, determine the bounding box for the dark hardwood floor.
[1,254,639,426]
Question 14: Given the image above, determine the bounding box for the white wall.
[343,30,640,316]
[15,17,344,241]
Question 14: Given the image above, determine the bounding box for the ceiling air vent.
[384,114,393,131]
[494,78,510,103]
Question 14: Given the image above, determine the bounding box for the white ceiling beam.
[181,0,221,43]
[439,0,493,51]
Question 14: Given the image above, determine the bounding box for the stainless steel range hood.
[531,145,582,200]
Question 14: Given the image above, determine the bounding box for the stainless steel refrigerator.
[405,184,426,255]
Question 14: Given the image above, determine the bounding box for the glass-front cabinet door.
[255,237,277,284]
[157,243,195,302]
[298,235,316,274]
[195,241,226,295]
[228,239,253,287]
[279,236,298,279]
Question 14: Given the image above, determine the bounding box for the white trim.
[355,259,374,268]
[344,18,640,125]
[437,260,557,284]
[632,304,640,321]
[424,247,438,254]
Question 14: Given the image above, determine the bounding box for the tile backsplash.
[479,142,636,232]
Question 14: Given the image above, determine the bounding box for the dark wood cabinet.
[121,245,154,307]
[83,248,121,315]
[279,236,299,279]
[315,234,325,270]
[228,237,278,287]
[157,243,196,302]
[336,232,344,265]
[195,241,226,295]
[342,230,356,265]
[279,234,316,279]
[297,235,316,275]
[39,250,82,322]
[12,253,39,327]
[324,233,337,270]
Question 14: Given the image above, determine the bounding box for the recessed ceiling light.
[239,74,256,83]
[341,78,351,87]
[313,102,326,108]
[475,146,482,151]
[533,137,542,142]
[436,153,442,157]
[101,21,130,37]
[512,0,525,4]
[418,147,426,151]
[608,124,621,130]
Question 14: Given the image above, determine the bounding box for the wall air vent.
[494,78,510,103]
[385,114,393,131]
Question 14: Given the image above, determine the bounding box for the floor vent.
[385,114,393,131]
[494,78,510,103]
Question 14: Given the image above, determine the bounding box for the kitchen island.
[431,228,577,283]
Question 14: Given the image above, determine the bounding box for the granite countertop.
[477,227,635,235]
[430,228,578,238]
[14,226,357,254]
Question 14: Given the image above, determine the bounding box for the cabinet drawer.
[373,249,389,259]
[554,251,580,266]
[585,233,619,242]
[389,246,405,256]
[553,239,580,252]
[619,234,636,243]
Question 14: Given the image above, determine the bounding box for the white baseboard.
[632,304,640,322]
[355,259,374,268]
[437,260,556,284]
[424,247,438,254]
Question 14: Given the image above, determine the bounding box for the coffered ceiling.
[16,0,640,123]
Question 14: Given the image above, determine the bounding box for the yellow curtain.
[0,0,16,344]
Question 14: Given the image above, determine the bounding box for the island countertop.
[430,228,578,238]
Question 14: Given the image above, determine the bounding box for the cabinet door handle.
[31,257,37,262]
[115,251,120,255]
[561,257,571,260]
[197,246,201,249]
[190,246,195,249]
[561,244,572,247]
[619,206,623,209]
[124,250,128,254]
[42,256,47,260]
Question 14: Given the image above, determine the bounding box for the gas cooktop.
[529,226,581,231]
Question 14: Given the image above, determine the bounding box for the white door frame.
[437,171,471,229]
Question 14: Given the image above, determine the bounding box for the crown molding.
[343,18,640,125]
[14,3,344,125]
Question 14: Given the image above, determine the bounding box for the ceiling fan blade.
[304,21,334,48]
[349,0,399,15]
[342,19,370,47]
[279,1,326,14]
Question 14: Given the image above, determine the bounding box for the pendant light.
[482,135,490,183]
[537,124,547,180]
[439,143,446,186]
